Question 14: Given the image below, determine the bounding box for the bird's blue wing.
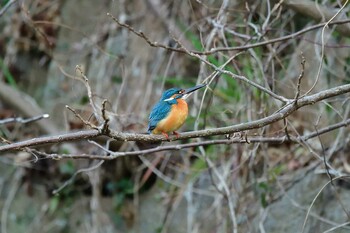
[148,102,171,133]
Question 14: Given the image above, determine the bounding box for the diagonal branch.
[0,0,17,17]
[107,12,350,55]
[0,84,349,153]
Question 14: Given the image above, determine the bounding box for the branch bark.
[1,84,349,153]
[34,119,350,159]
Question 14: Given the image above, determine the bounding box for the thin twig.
[301,175,350,233]
[275,173,350,229]
[314,125,333,184]
[294,53,306,101]
[1,168,23,233]
[323,221,350,233]
[0,0,17,17]
[204,154,238,233]
[75,65,102,123]
[66,105,98,130]
[0,114,49,125]
[0,130,101,152]
[283,118,291,141]
[100,99,110,134]
[52,160,104,195]
[302,0,349,97]
[107,12,350,55]
[171,34,290,103]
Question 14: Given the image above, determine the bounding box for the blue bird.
[148,83,206,139]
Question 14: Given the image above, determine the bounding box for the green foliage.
[161,76,198,87]
[0,128,7,139]
[181,26,203,52]
[257,181,270,208]
[110,179,134,227]
[58,147,71,155]
[111,75,123,84]
[186,115,206,129]
[257,164,286,208]
[107,178,134,194]
[48,184,77,216]
[189,156,207,180]
[268,164,285,179]
[112,193,125,212]
[178,22,242,101]
[0,57,17,88]
[207,54,241,101]
[325,103,333,114]
[155,225,164,233]
[344,56,350,83]
[79,95,89,105]
[49,195,60,214]
[109,179,134,212]
[1,0,10,7]
[59,161,75,175]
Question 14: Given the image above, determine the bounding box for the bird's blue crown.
[160,88,182,101]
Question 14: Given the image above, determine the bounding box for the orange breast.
[152,99,188,134]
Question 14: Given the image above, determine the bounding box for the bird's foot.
[161,132,170,141]
[173,131,180,139]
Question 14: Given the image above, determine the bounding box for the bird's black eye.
[178,90,184,94]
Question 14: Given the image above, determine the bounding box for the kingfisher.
[148,83,206,139]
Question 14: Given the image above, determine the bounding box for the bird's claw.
[172,131,180,139]
[162,132,170,141]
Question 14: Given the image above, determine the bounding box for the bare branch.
[36,137,294,160]
[100,99,110,134]
[52,160,104,195]
[65,105,98,130]
[301,175,350,233]
[172,35,290,103]
[0,0,17,17]
[0,83,349,153]
[314,125,333,184]
[75,65,102,123]
[107,12,350,55]
[12,115,349,159]
[0,130,101,152]
[294,53,306,101]
[302,0,350,97]
[302,119,350,141]
[0,114,49,125]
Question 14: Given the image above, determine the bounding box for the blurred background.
[0,0,350,232]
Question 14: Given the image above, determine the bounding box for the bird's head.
[161,83,206,104]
